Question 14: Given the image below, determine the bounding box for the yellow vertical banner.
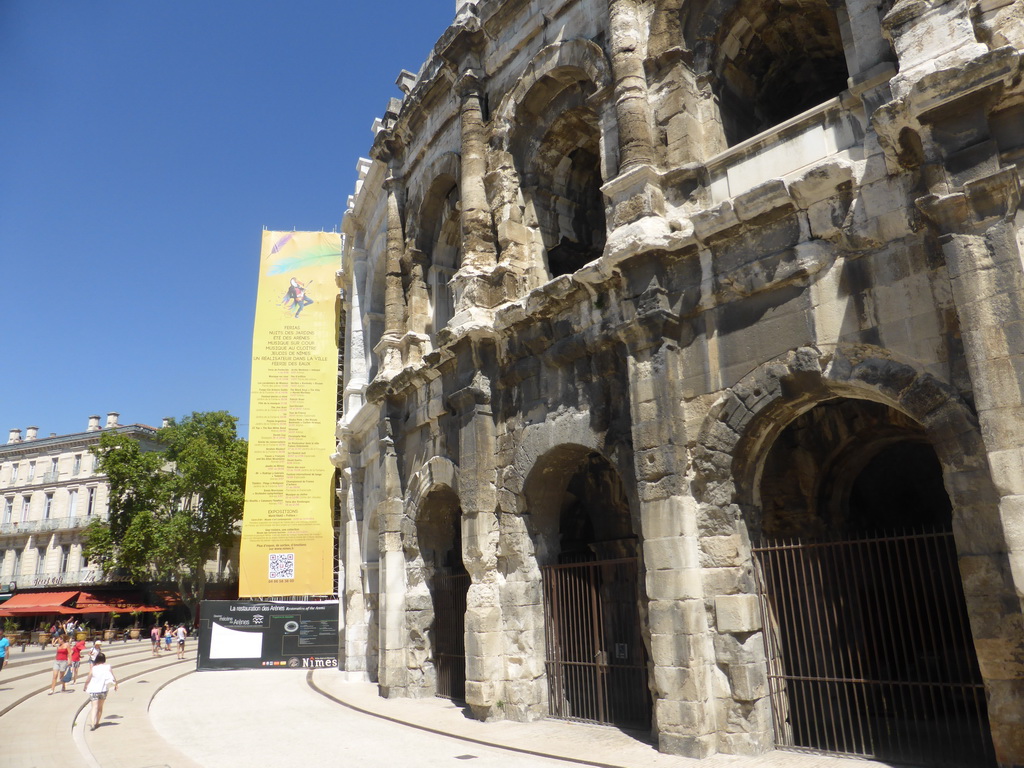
[239,231,341,597]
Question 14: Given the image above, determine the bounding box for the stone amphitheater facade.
[335,0,1024,764]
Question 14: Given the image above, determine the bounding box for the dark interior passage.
[755,400,994,766]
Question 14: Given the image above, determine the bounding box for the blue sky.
[0,1,455,440]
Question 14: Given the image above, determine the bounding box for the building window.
[2,497,11,524]
[73,454,82,475]
[35,547,45,575]
[68,489,78,518]
[43,492,53,519]
[59,546,69,574]
[20,496,30,522]
[27,461,35,482]
[13,549,21,576]
[86,487,96,516]
[10,463,18,484]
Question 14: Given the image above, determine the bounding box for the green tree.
[84,411,247,620]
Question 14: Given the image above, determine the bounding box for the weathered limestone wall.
[335,0,1024,764]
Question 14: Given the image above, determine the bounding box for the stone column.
[376,431,409,697]
[447,362,503,721]
[920,186,1024,766]
[375,174,407,377]
[608,0,656,173]
[452,70,500,316]
[458,71,497,272]
[401,247,431,365]
[337,465,371,680]
[616,282,723,759]
[343,251,369,415]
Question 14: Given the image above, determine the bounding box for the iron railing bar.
[813,534,857,755]
[754,552,789,747]
[779,541,822,751]
[832,538,871,756]
[902,533,944,753]
[752,530,953,552]
[763,544,798,747]
[797,539,843,752]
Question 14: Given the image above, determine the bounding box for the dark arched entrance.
[754,399,994,766]
[528,449,651,731]
[416,488,469,701]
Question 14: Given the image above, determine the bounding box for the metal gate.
[541,557,651,730]
[754,530,995,767]
[433,570,469,701]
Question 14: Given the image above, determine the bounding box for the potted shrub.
[129,610,142,640]
[103,613,119,641]
[2,617,20,645]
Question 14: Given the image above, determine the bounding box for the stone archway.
[692,345,1019,764]
[520,444,651,731]
[403,459,466,700]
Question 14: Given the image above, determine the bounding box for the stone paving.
[0,637,900,768]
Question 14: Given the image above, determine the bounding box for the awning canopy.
[0,591,80,616]
[74,590,165,615]
[0,589,167,618]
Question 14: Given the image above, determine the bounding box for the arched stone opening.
[415,177,461,336]
[686,0,850,146]
[511,73,606,280]
[693,347,1011,765]
[758,399,953,539]
[522,446,651,731]
[407,486,468,700]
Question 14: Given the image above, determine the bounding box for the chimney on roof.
[87,415,101,432]
[161,417,171,429]
[25,426,38,441]
[105,412,119,429]
[7,429,21,444]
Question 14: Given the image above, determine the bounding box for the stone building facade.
[0,414,155,590]
[0,414,236,602]
[335,0,1024,765]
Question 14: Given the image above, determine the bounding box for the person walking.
[163,622,173,652]
[70,636,87,685]
[88,641,102,669]
[150,624,161,656]
[0,629,10,675]
[175,624,187,659]
[83,652,118,731]
[49,637,71,694]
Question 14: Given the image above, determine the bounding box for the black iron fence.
[754,530,995,767]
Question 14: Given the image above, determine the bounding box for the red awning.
[74,590,165,614]
[0,591,81,617]
[0,591,79,609]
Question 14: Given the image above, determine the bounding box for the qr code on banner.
[268,552,295,580]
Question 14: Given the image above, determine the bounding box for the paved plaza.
[0,639,897,767]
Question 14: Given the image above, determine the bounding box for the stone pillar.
[603,0,667,235]
[616,284,723,759]
[452,70,500,316]
[447,363,503,720]
[401,247,431,365]
[336,465,370,679]
[458,71,497,272]
[375,174,407,377]
[376,432,409,697]
[920,188,1024,765]
[343,250,370,415]
[608,0,656,173]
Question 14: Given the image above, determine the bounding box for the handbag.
[61,666,73,684]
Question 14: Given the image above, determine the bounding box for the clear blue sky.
[0,1,455,440]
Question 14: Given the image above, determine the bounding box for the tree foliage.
[83,411,247,619]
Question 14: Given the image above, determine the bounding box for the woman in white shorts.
[83,652,118,730]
